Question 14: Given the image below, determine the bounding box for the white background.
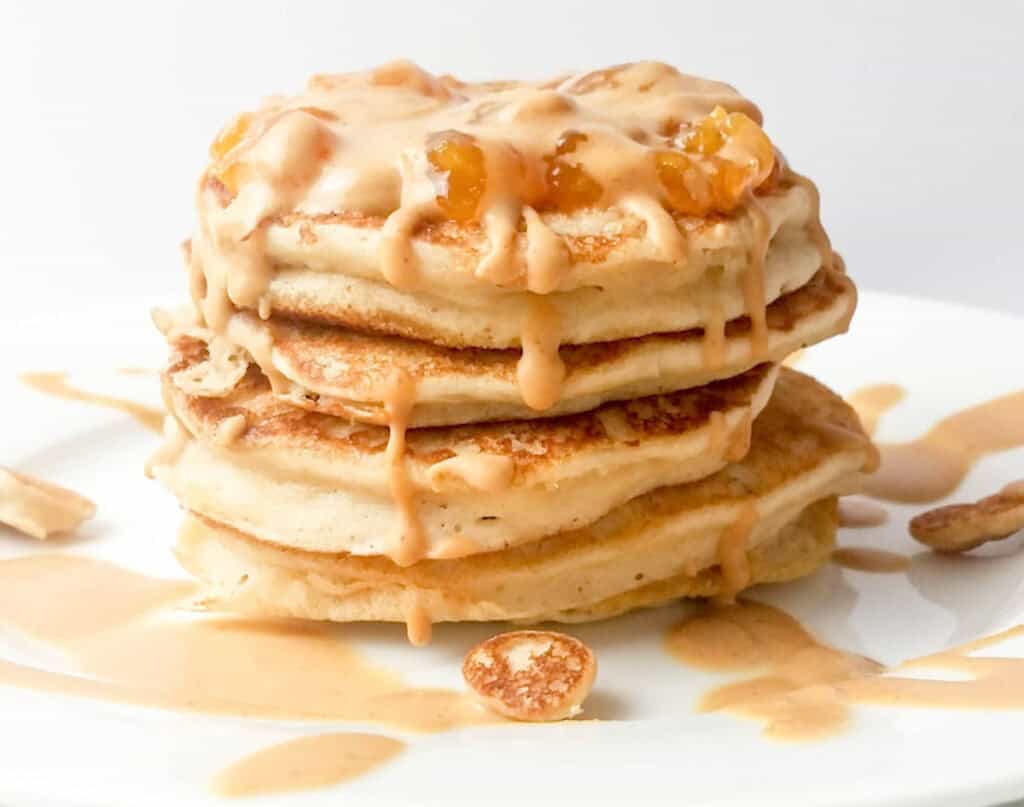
[1,0,1022,316]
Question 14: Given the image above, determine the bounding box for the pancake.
[187,60,833,359]
[155,338,778,559]
[174,369,875,626]
[186,265,853,427]
[245,180,822,349]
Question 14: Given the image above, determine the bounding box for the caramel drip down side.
[517,295,567,411]
[193,109,338,330]
[144,416,190,479]
[405,602,433,647]
[523,206,570,294]
[743,196,770,360]
[701,268,726,371]
[383,369,427,566]
[379,151,438,291]
[715,504,758,602]
[707,411,727,457]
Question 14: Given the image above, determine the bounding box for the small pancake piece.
[0,467,96,540]
[463,631,597,721]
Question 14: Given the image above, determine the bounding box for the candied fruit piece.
[683,108,727,155]
[209,113,251,161]
[427,130,487,222]
[542,131,603,212]
[721,110,775,180]
[655,150,712,216]
[658,107,776,214]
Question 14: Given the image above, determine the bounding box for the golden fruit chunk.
[427,130,487,222]
[655,149,713,216]
[658,107,775,215]
[462,630,597,722]
[683,108,727,155]
[543,132,603,213]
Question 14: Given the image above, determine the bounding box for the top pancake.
[188,60,832,349]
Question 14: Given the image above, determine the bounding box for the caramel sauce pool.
[854,388,1024,504]
[666,601,1024,741]
[212,733,405,798]
[832,547,911,574]
[0,555,496,732]
[845,383,905,438]
[20,371,164,433]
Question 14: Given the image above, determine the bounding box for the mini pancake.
[173,369,877,625]
[155,342,778,559]
[193,266,854,427]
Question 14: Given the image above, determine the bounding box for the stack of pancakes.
[150,61,876,643]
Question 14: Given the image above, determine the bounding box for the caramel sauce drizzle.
[144,416,189,479]
[744,196,770,359]
[517,295,567,411]
[862,390,1024,504]
[20,372,164,433]
[212,733,406,798]
[845,383,905,437]
[667,600,1024,741]
[404,602,433,648]
[382,369,428,569]
[715,504,758,602]
[0,555,495,730]
[701,270,727,370]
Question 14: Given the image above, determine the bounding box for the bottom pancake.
[178,497,837,626]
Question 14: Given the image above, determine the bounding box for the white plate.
[2,291,1023,807]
